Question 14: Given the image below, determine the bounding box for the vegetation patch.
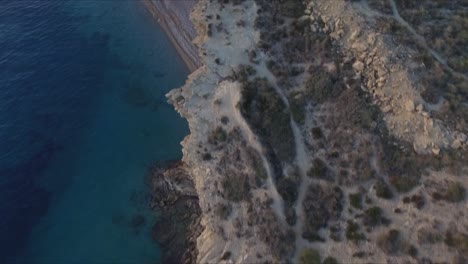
[375,180,394,199]
[298,248,321,264]
[222,173,250,202]
[346,220,365,242]
[363,206,389,227]
[377,229,401,255]
[208,126,228,145]
[445,231,468,256]
[323,256,339,264]
[289,93,306,125]
[389,174,420,193]
[240,77,295,163]
[304,68,340,105]
[307,158,332,181]
[303,185,344,242]
[434,182,466,203]
[349,192,363,209]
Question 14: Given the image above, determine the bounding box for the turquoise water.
[0,0,189,263]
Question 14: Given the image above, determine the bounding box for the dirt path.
[255,53,314,260]
[358,0,468,81]
[219,82,287,226]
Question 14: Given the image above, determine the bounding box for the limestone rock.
[405,99,415,112]
[353,60,365,72]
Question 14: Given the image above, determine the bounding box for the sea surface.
[0,0,189,263]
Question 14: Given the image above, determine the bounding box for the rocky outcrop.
[149,161,202,264]
[153,0,468,263]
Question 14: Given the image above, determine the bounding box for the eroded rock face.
[149,161,202,264]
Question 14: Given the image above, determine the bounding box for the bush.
[298,249,321,264]
[375,180,393,199]
[311,127,324,139]
[202,153,212,161]
[307,158,329,179]
[208,127,227,144]
[240,77,295,162]
[277,177,298,205]
[323,256,339,264]
[444,182,466,202]
[377,229,401,255]
[363,206,386,227]
[346,221,365,241]
[445,231,468,256]
[349,192,362,209]
[222,173,250,202]
[389,174,419,193]
[304,69,335,104]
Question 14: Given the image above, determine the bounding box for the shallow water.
[0,0,189,263]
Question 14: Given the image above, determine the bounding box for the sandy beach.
[143,0,201,72]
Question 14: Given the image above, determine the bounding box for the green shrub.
[298,248,321,264]
[363,206,385,227]
[209,127,227,144]
[389,174,419,193]
[349,192,362,209]
[377,229,401,255]
[346,221,365,241]
[323,256,339,264]
[307,158,329,179]
[277,177,298,205]
[240,77,295,162]
[311,127,324,139]
[444,182,466,202]
[222,173,250,202]
[375,180,393,199]
[290,95,306,125]
[445,231,468,255]
[304,70,335,104]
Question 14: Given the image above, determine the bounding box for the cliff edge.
[161,0,467,263]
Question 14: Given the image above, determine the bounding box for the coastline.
[145,0,468,263]
[142,0,201,72]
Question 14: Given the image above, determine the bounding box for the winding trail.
[256,54,313,260]
[359,0,468,81]
[220,82,287,227]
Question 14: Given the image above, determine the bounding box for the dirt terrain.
[153,0,468,263]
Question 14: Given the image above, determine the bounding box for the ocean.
[0,0,189,263]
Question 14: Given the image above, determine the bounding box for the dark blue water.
[0,0,189,263]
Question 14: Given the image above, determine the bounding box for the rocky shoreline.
[148,0,467,263]
[148,161,203,264]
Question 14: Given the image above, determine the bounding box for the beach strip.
[143,0,201,72]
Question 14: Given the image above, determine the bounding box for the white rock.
[382,105,392,113]
[456,132,467,142]
[405,99,415,111]
[451,139,462,149]
[367,33,376,45]
[352,60,364,72]
[416,104,423,112]
[432,147,440,155]
[350,29,360,41]
[352,41,367,52]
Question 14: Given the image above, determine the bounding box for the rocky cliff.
[158,0,468,263]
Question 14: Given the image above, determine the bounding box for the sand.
[143,0,201,72]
